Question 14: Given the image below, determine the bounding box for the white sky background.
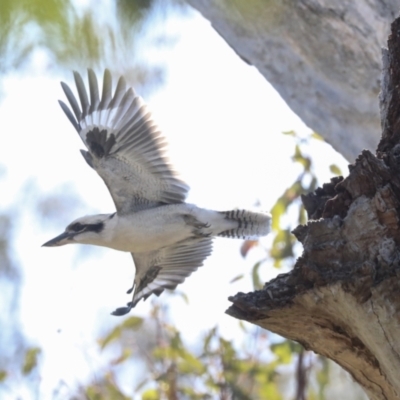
[0,2,350,398]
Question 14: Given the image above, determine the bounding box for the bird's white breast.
[108,204,197,253]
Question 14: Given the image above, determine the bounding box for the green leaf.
[104,379,131,400]
[270,229,295,264]
[203,326,217,353]
[270,341,293,364]
[219,338,237,362]
[329,164,342,176]
[121,316,143,330]
[85,374,131,400]
[292,145,311,171]
[99,326,122,350]
[111,348,132,365]
[170,331,183,351]
[99,316,143,349]
[293,144,303,161]
[251,261,263,290]
[173,290,189,304]
[238,320,248,332]
[134,378,150,393]
[281,130,296,136]
[141,388,160,400]
[270,199,285,231]
[230,273,244,284]
[271,180,305,230]
[177,350,206,375]
[311,131,324,141]
[260,381,282,400]
[22,347,41,375]
[0,370,7,382]
[316,357,330,397]
[289,180,305,198]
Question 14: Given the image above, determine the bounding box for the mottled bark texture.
[186,0,399,161]
[226,18,400,400]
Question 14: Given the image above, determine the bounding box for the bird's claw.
[111,305,132,316]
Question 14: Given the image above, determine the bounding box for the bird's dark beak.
[42,231,75,247]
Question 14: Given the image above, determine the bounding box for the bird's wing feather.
[112,237,213,315]
[59,69,189,213]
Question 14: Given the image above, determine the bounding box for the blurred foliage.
[238,130,349,399]
[0,178,85,398]
[99,316,144,350]
[85,373,132,400]
[241,130,343,276]
[77,304,287,400]
[22,347,41,375]
[0,213,17,279]
[268,132,317,268]
[0,0,188,93]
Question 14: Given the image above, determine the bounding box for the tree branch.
[226,16,400,400]
[186,0,399,161]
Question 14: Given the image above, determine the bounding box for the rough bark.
[226,17,400,400]
[186,0,399,161]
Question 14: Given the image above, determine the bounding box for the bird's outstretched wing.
[112,237,213,316]
[59,69,189,214]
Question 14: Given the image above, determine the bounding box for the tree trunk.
[186,0,399,161]
[226,18,400,400]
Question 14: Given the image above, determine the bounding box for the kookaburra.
[43,69,271,315]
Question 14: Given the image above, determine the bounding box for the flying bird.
[43,69,271,316]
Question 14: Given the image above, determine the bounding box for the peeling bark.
[226,17,400,400]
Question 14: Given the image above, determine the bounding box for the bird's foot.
[184,215,211,237]
[111,305,132,316]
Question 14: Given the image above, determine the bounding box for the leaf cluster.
[83,304,288,400]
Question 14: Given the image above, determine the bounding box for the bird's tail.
[217,209,271,239]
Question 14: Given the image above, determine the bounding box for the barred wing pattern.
[59,69,189,214]
[112,237,213,315]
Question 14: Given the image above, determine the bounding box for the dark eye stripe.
[86,222,104,233]
[69,222,84,232]
[68,222,104,233]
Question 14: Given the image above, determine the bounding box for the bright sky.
[0,3,349,398]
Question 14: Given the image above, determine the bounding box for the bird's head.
[42,214,115,247]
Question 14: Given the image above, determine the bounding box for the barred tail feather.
[217,209,271,239]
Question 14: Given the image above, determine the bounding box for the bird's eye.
[69,222,84,232]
